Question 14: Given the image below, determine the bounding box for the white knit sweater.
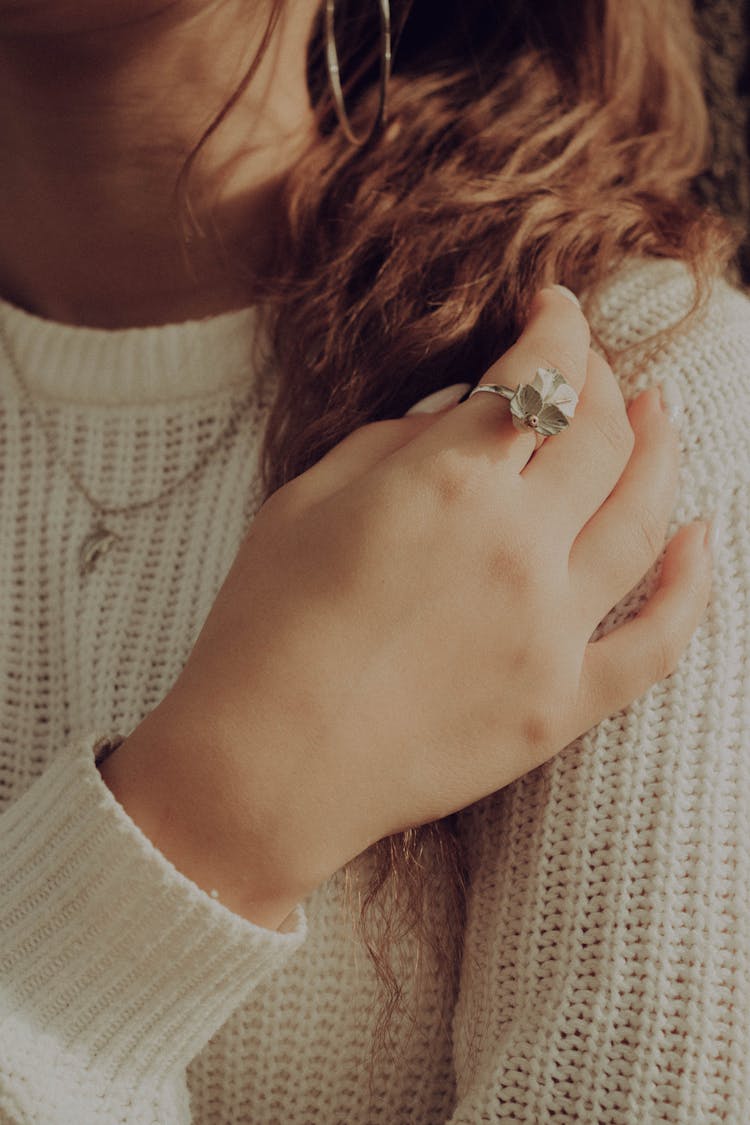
[0,259,748,1125]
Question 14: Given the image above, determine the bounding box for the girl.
[0,1,746,1121]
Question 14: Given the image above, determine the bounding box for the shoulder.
[587,258,750,492]
[586,255,747,347]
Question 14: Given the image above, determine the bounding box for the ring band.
[468,365,578,436]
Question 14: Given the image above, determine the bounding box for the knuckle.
[366,468,431,547]
[484,533,550,590]
[636,504,667,562]
[519,704,557,763]
[527,340,580,387]
[593,402,634,464]
[485,545,534,591]
[361,470,404,527]
[424,447,478,506]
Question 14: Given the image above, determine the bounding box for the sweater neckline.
[0,296,264,406]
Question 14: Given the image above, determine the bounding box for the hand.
[102,288,712,928]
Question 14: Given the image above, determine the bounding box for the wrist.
[97,712,303,931]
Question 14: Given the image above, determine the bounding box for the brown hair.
[190,0,735,1065]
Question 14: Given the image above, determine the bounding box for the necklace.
[0,312,260,579]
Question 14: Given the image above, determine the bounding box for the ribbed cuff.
[0,734,307,1086]
[0,295,263,405]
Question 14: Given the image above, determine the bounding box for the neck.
[0,0,319,328]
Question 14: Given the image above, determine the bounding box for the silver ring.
[468,365,579,437]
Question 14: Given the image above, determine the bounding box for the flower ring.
[468,366,579,437]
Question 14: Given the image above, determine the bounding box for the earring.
[325,0,392,147]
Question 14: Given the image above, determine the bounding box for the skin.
[0,3,713,930]
[0,0,320,326]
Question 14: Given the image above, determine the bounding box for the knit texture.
[0,259,748,1123]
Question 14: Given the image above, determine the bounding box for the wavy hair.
[187,0,734,1064]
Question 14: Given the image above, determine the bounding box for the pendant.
[79,521,120,577]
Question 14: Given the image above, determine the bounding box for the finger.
[443,285,591,474]
[576,521,711,729]
[524,349,635,544]
[284,384,469,509]
[570,385,679,625]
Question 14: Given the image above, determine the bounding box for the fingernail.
[658,378,684,428]
[549,284,581,309]
[705,508,725,555]
[406,382,472,414]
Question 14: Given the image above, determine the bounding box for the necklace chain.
[0,312,260,575]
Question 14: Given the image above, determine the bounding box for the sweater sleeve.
[446,264,750,1123]
[0,733,307,1125]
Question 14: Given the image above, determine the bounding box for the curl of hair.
[190,0,737,1066]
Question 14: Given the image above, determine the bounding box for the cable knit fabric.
[0,258,748,1124]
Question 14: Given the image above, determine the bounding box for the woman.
[0,1,746,1122]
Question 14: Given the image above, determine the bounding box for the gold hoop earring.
[325,0,392,147]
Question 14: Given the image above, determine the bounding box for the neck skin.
[0,0,320,328]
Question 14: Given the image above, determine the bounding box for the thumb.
[288,382,471,507]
